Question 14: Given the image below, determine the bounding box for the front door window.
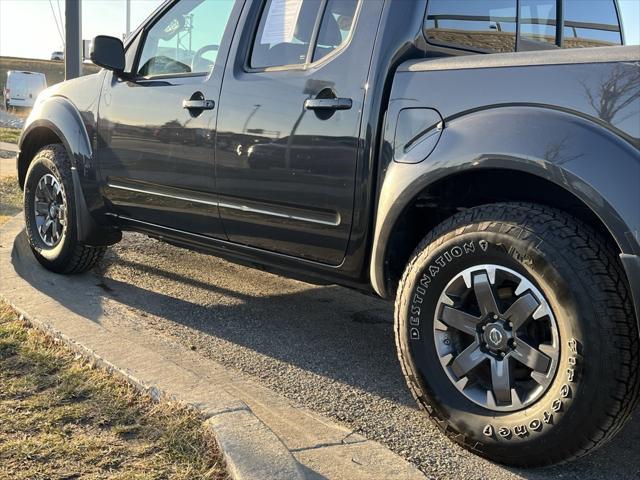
[137,0,235,77]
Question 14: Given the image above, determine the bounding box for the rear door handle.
[304,97,352,111]
[182,99,215,110]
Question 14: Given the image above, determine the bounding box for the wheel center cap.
[483,323,510,351]
[49,204,57,218]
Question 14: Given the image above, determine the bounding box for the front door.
[98,0,240,238]
[215,0,382,265]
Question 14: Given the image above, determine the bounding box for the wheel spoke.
[512,340,551,373]
[450,342,485,378]
[42,183,54,201]
[473,272,499,316]
[35,201,49,215]
[436,264,559,411]
[504,293,539,329]
[33,174,66,247]
[490,358,512,404]
[40,218,52,236]
[53,218,61,240]
[439,305,481,336]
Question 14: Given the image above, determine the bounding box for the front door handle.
[304,97,352,111]
[182,99,215,110]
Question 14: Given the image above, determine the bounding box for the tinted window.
[563,0,622,48]
[251,0,323,68]
[137,0,235,77]
[424,0,517,53]
[313,0,358,62]
[520,0,556,46]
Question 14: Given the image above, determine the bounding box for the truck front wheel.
[23,144,106,273]
[395,202,639,467]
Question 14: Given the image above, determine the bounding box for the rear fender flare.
[371,106,640,298]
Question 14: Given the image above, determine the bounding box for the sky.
[0,0,639,60]
[0,0,165,59]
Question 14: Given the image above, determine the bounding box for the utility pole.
[125,0,131,37]
[64,0,82,80]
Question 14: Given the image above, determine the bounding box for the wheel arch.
[18,96,120,246]
[18,123,66,188]
[372,105,640,303]
[371,167,634,301]
[18,96,93,189]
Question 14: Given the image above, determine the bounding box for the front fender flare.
[19,95,93,181]
[18,96,120,246]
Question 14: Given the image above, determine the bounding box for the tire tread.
[394,202,639,467]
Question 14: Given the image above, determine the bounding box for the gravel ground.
[0,109,25,129]
[98,232,639,480]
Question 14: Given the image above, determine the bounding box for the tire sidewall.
[396,226,602,458]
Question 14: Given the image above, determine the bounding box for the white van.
[3,71,47,109]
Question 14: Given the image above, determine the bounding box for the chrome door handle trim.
[182,99,215,110]
[304,98,352,111]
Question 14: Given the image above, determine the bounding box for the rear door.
[215,0,382,265]
[10,72,29,105]
[97,0,241,238]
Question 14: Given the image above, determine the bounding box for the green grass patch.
[0,303,228,479]
[0,127,21,144]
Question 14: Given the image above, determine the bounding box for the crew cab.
[16,0,639,467]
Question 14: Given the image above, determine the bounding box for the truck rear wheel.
[395,202,639,467]
[23,144,106,273]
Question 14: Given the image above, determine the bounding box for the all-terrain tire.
[395,202,639,467]
[23,144,106,273]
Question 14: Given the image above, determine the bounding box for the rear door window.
[250,0,359,69]
[250,0,323,68]
[424,0,517,53]
[312,0,359,62]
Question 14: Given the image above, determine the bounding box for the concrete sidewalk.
[0,141,19,153]
[0,141,18,178]
[0,214,425,480]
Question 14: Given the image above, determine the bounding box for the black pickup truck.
[17,0,639,467]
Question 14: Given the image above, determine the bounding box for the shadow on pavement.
[11,228,640,479]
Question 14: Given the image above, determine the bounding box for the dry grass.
[0,302,228,480]
[0,127,21,144]
[0,175,21,225]
[0,177,227,478]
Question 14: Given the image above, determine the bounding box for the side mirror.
[90,35,125,73]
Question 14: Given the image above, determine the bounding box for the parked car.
[51,51,64,61]
[16,0,639,468]
[3,70,47,109]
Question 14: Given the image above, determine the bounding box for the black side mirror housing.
[90,35,125,73]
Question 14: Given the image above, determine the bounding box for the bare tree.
[580,64,640,124]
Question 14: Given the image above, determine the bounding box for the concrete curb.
[11,301,305,480]
[1,215,304,480]
[0,141,19,153]
[1,214,425,479]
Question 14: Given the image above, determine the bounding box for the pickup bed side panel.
[372,48,640,304]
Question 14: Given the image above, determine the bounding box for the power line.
[48,0,65,47]
[56,0,64,34]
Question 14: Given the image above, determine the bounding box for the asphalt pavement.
[96,232,640,479]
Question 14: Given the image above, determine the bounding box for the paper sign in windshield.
[260,0,305,45]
